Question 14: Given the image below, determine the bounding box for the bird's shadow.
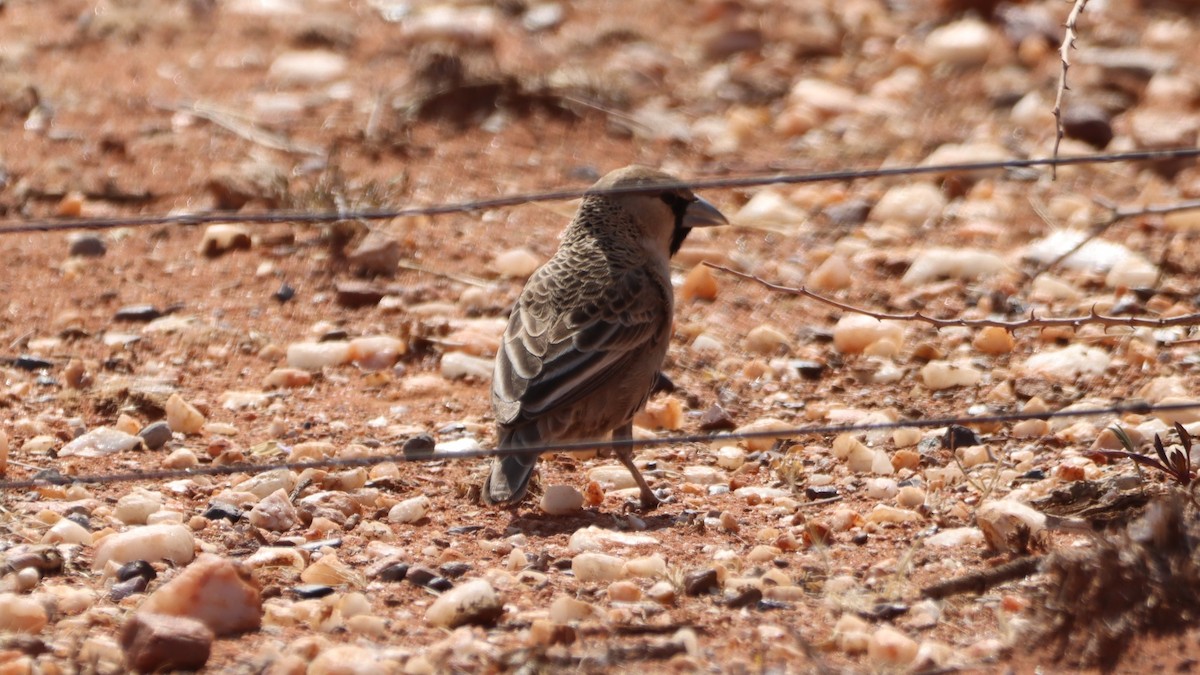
[501,507,681,536]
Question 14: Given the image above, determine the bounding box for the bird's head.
[583,165,728,257]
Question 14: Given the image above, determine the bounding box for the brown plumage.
[482,165,728,510]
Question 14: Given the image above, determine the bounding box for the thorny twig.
[1053,0,1089,179]
[706,262,1200,332]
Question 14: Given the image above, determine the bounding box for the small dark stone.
[13,355,53,371]
[334,281,385,308]
[684,569,720,596]
[402,433,436,456]
[439,562,471,579]
[68,234,107,258]
[202,503,242,523]
[1061,102,1114,149]
[551,558,574,571]
[724,587,762,609]
[273,283,295,303]
[405,565,438,588]
[851,532,869,545]
[120,612,213,672]
[65,512,90,530]
[427,577,454,592]
[116,560,157,583]
[756,599,790,611]
[1020,469,1047,481]
[318,329,350,342]
[291,584,336,599]
[823,199,871,227]
[138,421,173,451]
[698,404,736,432]
[109,575,149,601]
[791,360,827,380]
[942,425,981,449]
[114,305,162,322]
[377,563,409,582]
[703,27,763,60]
[805,486,839,501]
[863,603,909,621]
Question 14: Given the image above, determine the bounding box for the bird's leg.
[612,422,661,511]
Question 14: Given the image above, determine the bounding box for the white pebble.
[57,426,144,458]
[868,625,919,667]
[425,578,502,628]
[732,417,792,451]
[1022,344,1110,381]
[92,524,196,571]
[902,248,1005,285]
[1105,255,1159,289]
[0,593,48,633]
[197,223,252,257]
[388,495,430,524]
[975,500,1046,553]
[973,326,1014,355]
[540,485,584,515]
[921,361,982,390]
[865,478,899,500]
[115,491,163,525]
[744,324,791,355]
[287,341,352,370]
[267,50,348,85]
[733,190,806,229]
[896,486,926,509]
[493,248,542,278]
[833,315,904,355]
[165,393,206,434]
[871,183,945,225]
[348,336,407,371]
[566,526,658,553]
[923,18,996,66]
[248,489,300,532]
[925,527,985,547]
[572,552,627,582]
[623,554,666,579]
[441,352,494,380]
[549,594,600,622]
[715,446,745,470]
[865,505,922,524]
[808,254,852,291]
[607,581,642,602]
[43,518,93,545]
[682,465,723,485]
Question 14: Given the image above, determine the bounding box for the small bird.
[482,165,728,510]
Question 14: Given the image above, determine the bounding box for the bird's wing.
[492,264,668,424]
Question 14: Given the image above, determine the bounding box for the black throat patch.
[662,192,692,257]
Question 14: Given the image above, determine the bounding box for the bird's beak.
[683,196,728,229]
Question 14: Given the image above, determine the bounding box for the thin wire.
[0,399,1190,490]
[2,148,1198,234]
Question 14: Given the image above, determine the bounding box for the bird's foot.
[622,490,665,514]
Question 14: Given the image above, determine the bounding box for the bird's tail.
[481,426,541,507]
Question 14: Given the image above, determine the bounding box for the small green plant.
[1092,422,1195,488]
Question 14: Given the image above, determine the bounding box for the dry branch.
[705,263,1200,332]
[1052,0,1090,179]
[922,555,1043,599]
